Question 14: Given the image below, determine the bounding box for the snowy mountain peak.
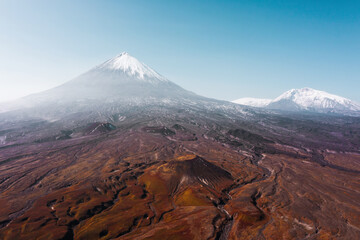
[272,88,356,109]
[95,52,168,81]
[232,87,360,115]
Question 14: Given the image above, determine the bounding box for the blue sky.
[0,0,359,102]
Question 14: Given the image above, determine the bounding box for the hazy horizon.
[1,0,359,103]
[1,51,360,105]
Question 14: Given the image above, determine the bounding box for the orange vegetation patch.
[175,187,212,206]
[173,154,197,161]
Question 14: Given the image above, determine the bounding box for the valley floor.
[0,119,359,240]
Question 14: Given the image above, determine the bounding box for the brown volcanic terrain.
[0,109,359,240]
[0,53,359,239]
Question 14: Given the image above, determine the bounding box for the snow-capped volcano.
[233,88,360,115]
[28,52,193,101]
[0,52,200,114]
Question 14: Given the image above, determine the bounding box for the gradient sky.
[0,0,359,103]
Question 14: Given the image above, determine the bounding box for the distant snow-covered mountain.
[233,88,360,115]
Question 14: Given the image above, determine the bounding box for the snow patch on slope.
[232,97,272,107]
